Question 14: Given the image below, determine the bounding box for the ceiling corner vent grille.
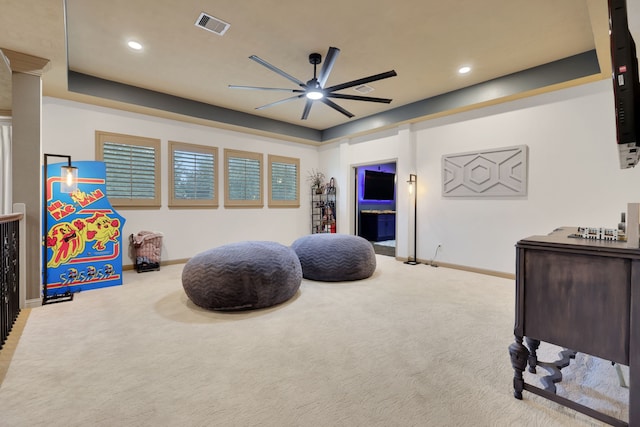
[195,12,230,36]
[354,84,374,94]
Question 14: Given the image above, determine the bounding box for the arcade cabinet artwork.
[44,161,126,302]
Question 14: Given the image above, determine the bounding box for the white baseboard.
[395,256,515,280]
[25,298,42,309]
[123,258,189,270]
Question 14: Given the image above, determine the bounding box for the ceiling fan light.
[306,91,323,100]
[127,40,143,50]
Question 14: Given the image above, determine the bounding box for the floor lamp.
[43,153,78,305]
[404,174,420,265]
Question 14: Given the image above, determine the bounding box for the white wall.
[321,79,640,275]
[44,78,640,275]
[42,98,319,263]
[318,126,415,259]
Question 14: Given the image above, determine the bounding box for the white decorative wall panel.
[442,145,528,197]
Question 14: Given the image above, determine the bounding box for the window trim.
[168,141,218,208]
[267,154,300,208]
[95,130,161,208]
[224,148,263,208]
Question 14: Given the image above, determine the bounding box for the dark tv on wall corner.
[363,170,395,201]
[609,0,640,169]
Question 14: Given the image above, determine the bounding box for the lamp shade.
[60,165,78,193]
[407,173,417,194]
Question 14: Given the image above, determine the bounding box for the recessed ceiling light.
[127,40,143,51]
[458,66,471,74]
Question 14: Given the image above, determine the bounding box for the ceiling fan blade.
[324,70,397,93]
[255,94,305,110]
[317,47,340,88]
[301,99,314,120]
[249,55,306,87]
[229,85,305,93]
[320,98,354,118]
[326,93,393,104]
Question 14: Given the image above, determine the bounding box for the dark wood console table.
[509,226,639,426]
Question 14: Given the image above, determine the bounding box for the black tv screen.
[363,170,395,201]
[609,0,640,169]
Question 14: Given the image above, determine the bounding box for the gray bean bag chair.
[291,233,376,281]
[182,241,302,310]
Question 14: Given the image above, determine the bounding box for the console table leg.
[509,336,530,400]
[525,337,540,373]
[538,349,577,394]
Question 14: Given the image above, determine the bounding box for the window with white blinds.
[95,131,161,208]
[224,149,263,208]
[268,154,300,208]
[169,141,218,208]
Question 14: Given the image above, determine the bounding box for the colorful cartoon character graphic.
[59,268,79,285]
[70,189,89,205]
[86,266,97,280]
[103,264,114,277]
[70,188,105,208]
[47,222,86,268]
[84,212,120,251]
[47,212,121,268]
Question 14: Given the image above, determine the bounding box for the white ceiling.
[1,0,638,141]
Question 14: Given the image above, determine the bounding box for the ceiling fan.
[229,47,397,120]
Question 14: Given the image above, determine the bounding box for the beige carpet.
[0,255,628,426]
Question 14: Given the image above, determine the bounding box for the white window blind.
[267,154,299,208]
[228,156,261,200]
[103,142,156,199]
[271,161,297,201]
[96,131,161,208]
[173,149,215,200]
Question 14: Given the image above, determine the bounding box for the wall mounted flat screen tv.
[363,170,395,201]
[609,0,640,169]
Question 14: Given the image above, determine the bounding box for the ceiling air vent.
[195,12,230,36]
[354,84,374,94]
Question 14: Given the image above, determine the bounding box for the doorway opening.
[354,162,396,256]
